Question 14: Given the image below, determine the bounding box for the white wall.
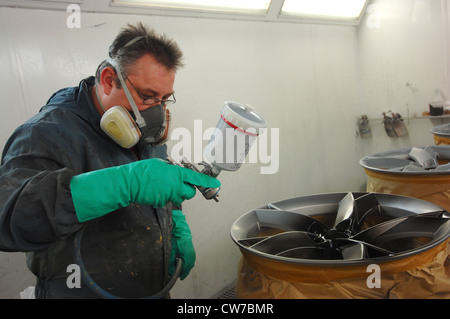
[0,0,449,298]
[357,0,450,154]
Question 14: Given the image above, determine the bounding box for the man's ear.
[100,67,117,96]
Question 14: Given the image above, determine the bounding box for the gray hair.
[95,22,184,85]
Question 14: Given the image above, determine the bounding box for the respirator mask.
[97,57,171,149]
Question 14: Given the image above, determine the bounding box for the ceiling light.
[112,0,271,14]
[281,0,368,20]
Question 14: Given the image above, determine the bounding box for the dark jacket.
[0,77,173,298]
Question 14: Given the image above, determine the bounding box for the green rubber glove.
[70,158,220,222]
[169,210,195,280]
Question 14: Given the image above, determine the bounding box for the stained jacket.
[0,77,173,298]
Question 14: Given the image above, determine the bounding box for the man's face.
[105,54,176,112]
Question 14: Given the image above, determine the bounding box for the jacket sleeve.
[0,123,82,252]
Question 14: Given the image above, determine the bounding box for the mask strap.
[106,57,146,128]
[123,36,145,48]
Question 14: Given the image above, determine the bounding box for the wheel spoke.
[250,231,319,256]
[352,213,450,253]
[333,193,380,234]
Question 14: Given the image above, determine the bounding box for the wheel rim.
[231,192,450,266]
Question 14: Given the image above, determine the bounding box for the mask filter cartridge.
[100,105,141,149]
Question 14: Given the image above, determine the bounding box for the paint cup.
[204,101,266,176]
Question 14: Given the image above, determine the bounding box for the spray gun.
[168,101,267,203]
[167,157,221,202]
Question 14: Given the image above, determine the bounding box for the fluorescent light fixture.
[112,0,271,14]
[281,0,367,20]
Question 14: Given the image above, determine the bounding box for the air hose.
[74,226,182,299]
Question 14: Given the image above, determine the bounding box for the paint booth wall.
[0,0,448,298]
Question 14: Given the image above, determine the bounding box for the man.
[0,23,219,298]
